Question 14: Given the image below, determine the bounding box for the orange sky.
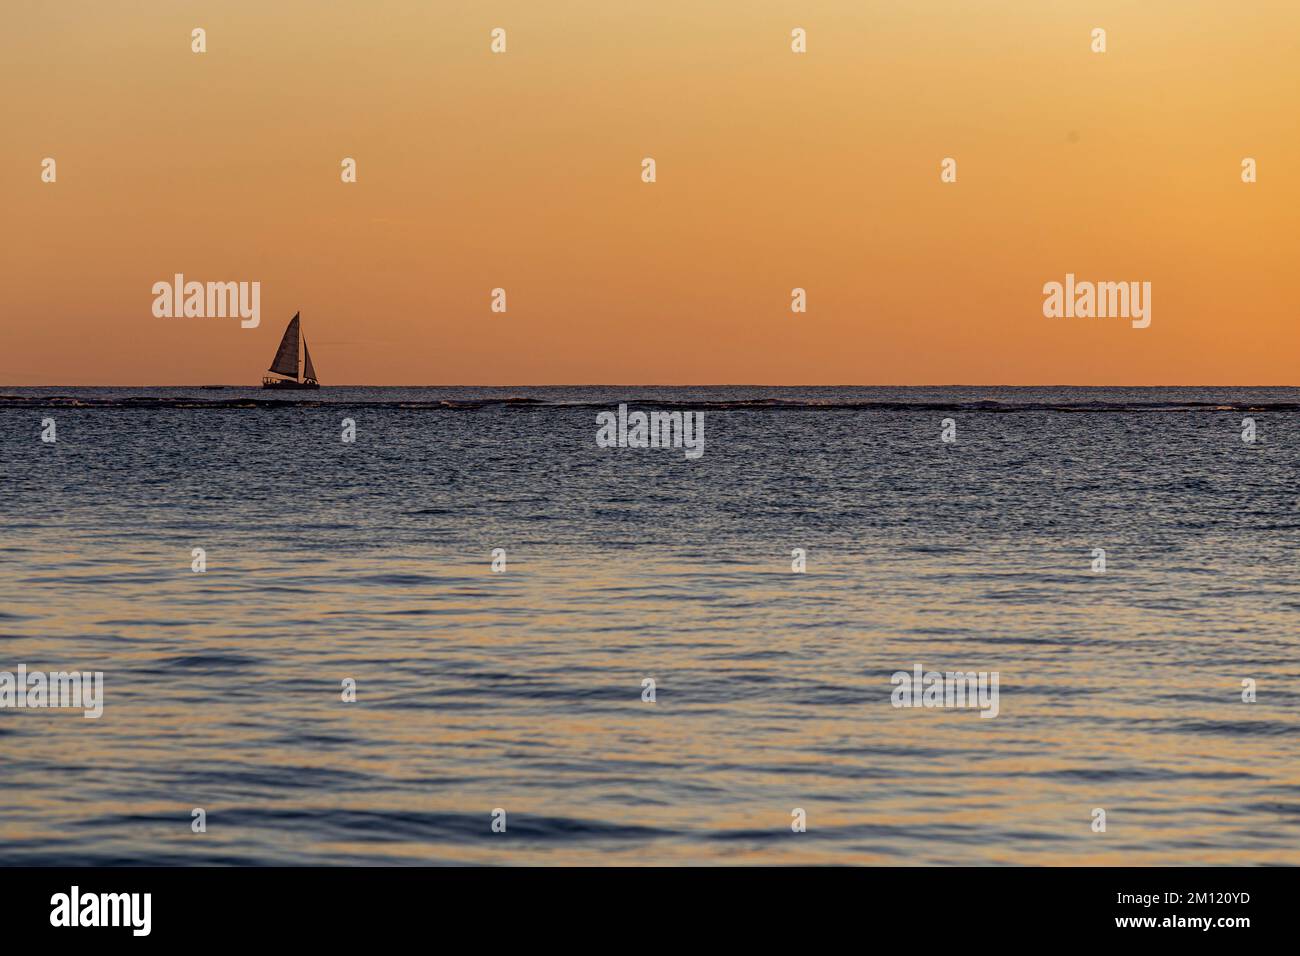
[3,1,1298,385]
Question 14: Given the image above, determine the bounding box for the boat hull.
[261,377,320,390]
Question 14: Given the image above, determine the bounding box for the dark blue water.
[1,386,1297,864]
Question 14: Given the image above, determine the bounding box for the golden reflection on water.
[2,529,1298,865]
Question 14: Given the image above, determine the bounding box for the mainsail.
[268,313,301,378]
[302,338,317,383]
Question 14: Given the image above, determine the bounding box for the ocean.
[1,386,1297,865]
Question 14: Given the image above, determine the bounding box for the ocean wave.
[2,394,1297,412]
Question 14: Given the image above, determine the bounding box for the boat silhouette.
[261,312,320,389]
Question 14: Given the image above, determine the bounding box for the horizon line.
[3,383,1300,390]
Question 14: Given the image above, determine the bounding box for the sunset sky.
[3,1,1297,385]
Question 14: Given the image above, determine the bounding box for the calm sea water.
[1,386,1298,865]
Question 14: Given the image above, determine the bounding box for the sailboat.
[261,312,321,389]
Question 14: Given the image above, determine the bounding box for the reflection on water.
[0,386,1297,864]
